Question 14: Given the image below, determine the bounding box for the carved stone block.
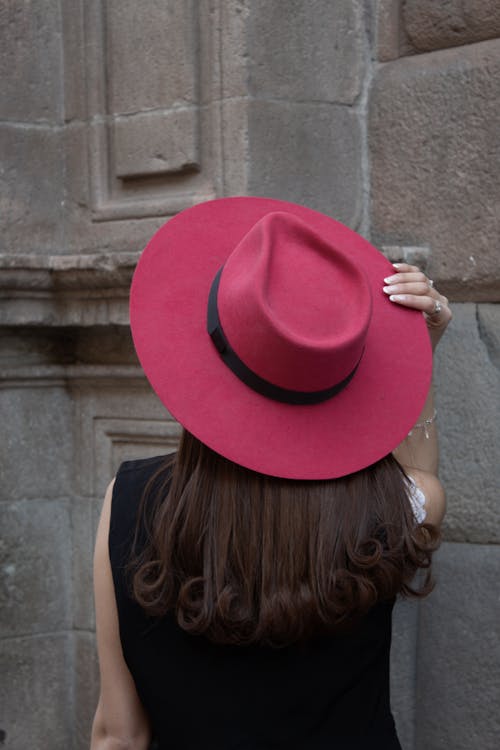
[0,498,71,637]
[105,0,198,113]
[248,100,362,226]
[416,543,500,750]
[113,109,199,178]
[369,40,500,299]
[403,0,500,53]
[0,0,62,122]
[435,304,500,543]
[373,0,402,62]
[247,0,365,105]
[391,598,419,750]
[0,126,63,255]
[73,632,99,750]
[0,634,72,747]
[79,0,212,221]
[0,386,73,500]
[70,384,178,498]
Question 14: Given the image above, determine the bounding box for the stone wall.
[0,2,498,748]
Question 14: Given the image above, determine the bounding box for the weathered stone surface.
[67,113,215,232]
[374,0,402,62]
[73,327,137,365]
[215,0,251,100]
[218,99,250,196]
[434,304,500,543]
[369,40,500,299]
[0,387,73,500]
[391,598,419,750]
[0,126,63,254]
[247,0,365,105]
[248,101,363,226]
[0,0,63,122]
[62,123,176,252]
[70,384,175,497]
[113,109,199,178]
[61,0,87,122]
[71,497,97,631]
[0,253,137,327]
[105,0,198,113]
[73,632,99,750]
[477,304,500,370]
[0,633,71,748]
[71,388,180,627]
[415,543,500,750]
[403,0,500,54]
[0,499,71,636]
[0,329,68,368]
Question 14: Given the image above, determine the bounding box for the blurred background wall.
[1,2,499,748]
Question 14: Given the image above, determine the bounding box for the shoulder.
[116,453,173,485]
[105,453,174,562]
[407,469,446,527]
[111,453,174,518]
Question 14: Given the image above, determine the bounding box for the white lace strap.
[406,476,427,524]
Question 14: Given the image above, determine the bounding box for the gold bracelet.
[408,409,437,439]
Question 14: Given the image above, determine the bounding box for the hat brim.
[130,197,432,479]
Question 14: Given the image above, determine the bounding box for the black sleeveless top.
[109,456,402,750]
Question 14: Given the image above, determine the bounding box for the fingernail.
[384,276,398,283]
[392,263,404,268]
[389,294,405,301]
[383,286,393,293]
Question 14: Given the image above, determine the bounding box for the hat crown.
[131,196,432,478]
[217,212,372,393]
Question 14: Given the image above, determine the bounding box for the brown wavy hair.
[129,429,440,647]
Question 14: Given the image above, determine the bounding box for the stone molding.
[0,364,144,389]
[0,253,138,327]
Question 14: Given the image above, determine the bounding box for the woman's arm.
[90,480,152,750]
[384,263,452,525]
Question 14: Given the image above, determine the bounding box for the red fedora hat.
[130,197,432,479]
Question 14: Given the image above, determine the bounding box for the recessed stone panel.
[113,109,199,178]
[78,0,216,222]
[70,384,176,497]
[92,416,181,498]
[105,0,198,114]
[416,543,500,750]
[248,101,362,226]
[62,122,174,252]
[370,40,500,299]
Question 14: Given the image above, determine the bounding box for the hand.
[382,263,452,351]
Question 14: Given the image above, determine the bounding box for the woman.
[91,198,451,749]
